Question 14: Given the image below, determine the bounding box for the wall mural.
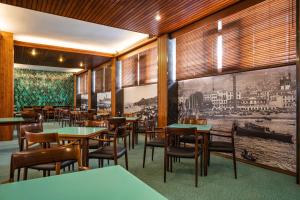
[14,68,74,111]
[97,92,111,112]
[80,94,88,110]
[178,65,296,172]
[124,84,157,119]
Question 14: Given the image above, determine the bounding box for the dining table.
[0,165,167,200]
[0,117,26,143]
[168,123,212,176]
[44,126,107,167]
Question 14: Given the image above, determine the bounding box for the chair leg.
[233,151,237,179]
[151,147,154,161]
[23,168,28,180]
[200,153,203,176]
[101,159,104,167]
[114,157,118,166]
[170,156,173,173]
[43,170,46,177]
[143,145,147,168]
[208,151,211,166]
[17,169,21,181]
[164,155,167,183]
[195,156,199,187]
[125,151,129,170]
[98,159,101,168]
[48,170,50,176]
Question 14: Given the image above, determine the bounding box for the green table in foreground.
[44,127,107,166]
[168,123,212,176]
[0,165,167,200]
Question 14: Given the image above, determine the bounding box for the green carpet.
[0,122,299,200]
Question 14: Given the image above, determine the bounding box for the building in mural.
[178,65,296,172]
[97,92,111,112]
[80,94,88,111]
[14,68,74,111]
[124,84,157,120]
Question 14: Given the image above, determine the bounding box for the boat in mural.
[236,122,293,144]
[241,149,257,162]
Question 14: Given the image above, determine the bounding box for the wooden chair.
[60,109,71,127]
[8,144,82,182]
[88,126,129,170]
[142,119,164,168]
[21,111,39,123]
[19,123,43,151]
[23,132,77,179]
[180,118,207,147]
[83,120,108,150]
[164,127,202,187]
[107,117,131,149]
[208,123,237,179]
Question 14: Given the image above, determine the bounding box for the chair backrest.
[83,120,107,127]
[21,111,38,122]
[165,127,198,147]
[107,117,126,131]
[25,132,60,150]
[19,123,43,151]
[9,145,81,182]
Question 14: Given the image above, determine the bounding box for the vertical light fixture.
[92,70,96,93]
[217,20,223,72]
[137,54,140,85]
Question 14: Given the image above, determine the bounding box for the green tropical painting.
[14,69,74,111]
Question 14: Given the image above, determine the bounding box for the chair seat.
[29,160,76,170]
[146,138,164,147]
[167,147,201,158]
[209,141,233,153]
[89,146,126,159]
[180,135,203,144]
[89,140,100,149]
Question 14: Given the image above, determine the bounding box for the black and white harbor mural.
[124,84,157,120]
[80,94,88,111]
[97,92,111,112]
[178,65,296,172]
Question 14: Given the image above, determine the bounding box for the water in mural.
[124,84,157,119]
[178,66,296,172]
[97,92,111,112]
[14,68,74,111]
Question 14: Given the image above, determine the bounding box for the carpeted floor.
[0,122,300,200]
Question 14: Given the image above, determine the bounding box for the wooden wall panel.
[0,32,14,140]
[111,58,117,116]
[157,35,169,127]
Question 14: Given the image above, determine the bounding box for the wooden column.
[87,69,92,110]
[157,35,169,127]
[111,58,117,116]
[296,0,300,185]
[0,32,14,141]
[73,74,77,109]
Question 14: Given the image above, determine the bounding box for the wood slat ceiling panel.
[14,45,111,69]
[0,0,240,35]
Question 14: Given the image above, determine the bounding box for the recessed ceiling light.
[58,56,64,63]
[155,13,161,21]
[31,49,37,56]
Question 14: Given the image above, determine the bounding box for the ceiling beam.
[14,40,114,58]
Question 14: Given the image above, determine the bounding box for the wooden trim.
[93,61,112,71]
[111,58,117,116]
[118,41,157,60]
[87,70,92,109]
[157,35,169,127]
[214,153,296,177]
[73,75,77,109]
[75,69,88,76]
[116,37,157,59]
[296,0,300,185]
[171,0,266,38]
[14,40,114,57]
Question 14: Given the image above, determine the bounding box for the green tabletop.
[0,117,25,124]
[43,127,107,137]
[0,166,167,200]
[168,123,212,132]
[112,117,140,121]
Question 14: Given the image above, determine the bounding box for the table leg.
[135,121,138,145]
[203,134,209,176]
[131,122,135,149]
[81,138,89,167]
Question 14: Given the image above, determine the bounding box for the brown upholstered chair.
[208,123,237,179]
[164,127,202,187]
[8,144,82,182]
[88,126,129,170]
[142,119,164,168]
[23,132,77,179]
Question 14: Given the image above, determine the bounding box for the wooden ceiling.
[14,45,111,69]
[0,0,240,35]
